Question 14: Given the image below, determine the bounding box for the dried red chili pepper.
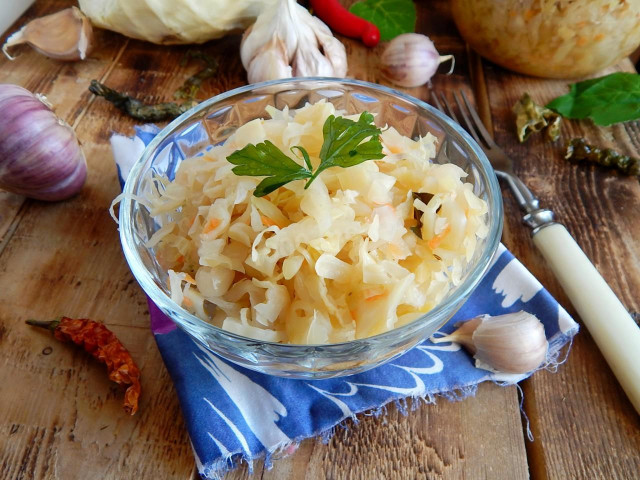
[27,317,141,415]
[310,0,380,47]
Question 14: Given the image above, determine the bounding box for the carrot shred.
[428,224,451,250]
[183,297,194,307]
[365,293,387,302]
[183,273,196,284]
[388,145,402,154]
[261,216,278,227]
[372,202,396,213]
[203,218,221,233]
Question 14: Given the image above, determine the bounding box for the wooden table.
[1,1,639,478]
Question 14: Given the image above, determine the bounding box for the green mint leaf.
[306,112,384,187]
[546,72,640,127]
[349,0,416,42]
[227,140,311,197]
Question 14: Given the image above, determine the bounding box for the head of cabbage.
[78,0,278,44]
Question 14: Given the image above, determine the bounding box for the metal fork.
[432,91,553,231]
[431,90,640,414]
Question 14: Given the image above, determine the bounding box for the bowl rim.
[119,76,503,349]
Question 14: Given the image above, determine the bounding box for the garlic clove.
[247,38,293,84]
[431,315,484,352]
[293,41,335,78]
[2,7,94,62]
[380,33,454,88]
[302,14,348,78]
[240,0,348,84]
[431,311,549,374]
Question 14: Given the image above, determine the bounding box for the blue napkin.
[111,126,579,479]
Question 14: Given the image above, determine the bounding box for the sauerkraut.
[147,101,488,344]
[451,0,640,78]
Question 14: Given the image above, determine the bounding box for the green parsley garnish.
[226,112,384,197]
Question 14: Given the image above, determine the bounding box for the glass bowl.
[119,78,503,379]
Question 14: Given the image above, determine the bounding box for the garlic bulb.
[2,7,93,61]
[380,33,454,88]
[0,84,87,201]
[431,311,548,374]
[240,0,348,84]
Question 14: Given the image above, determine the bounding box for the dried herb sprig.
[89,51,218,121]
[89,80,196,122]
[174,50,218,101]
[565,138,640,177]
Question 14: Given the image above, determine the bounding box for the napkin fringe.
[196,384,481,480]
[543,331,575,373]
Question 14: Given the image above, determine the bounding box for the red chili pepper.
[27,316,141,415]
[310,0,380,47]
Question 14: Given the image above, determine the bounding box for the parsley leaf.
[227,140,312,197]
[546,72,640,127]
[307,112,385,186]
[226,112,384,196]
[349,0,416,42]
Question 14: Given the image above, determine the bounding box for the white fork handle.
[533,223,640,414]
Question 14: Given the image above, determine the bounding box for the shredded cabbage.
[147,101,488,344]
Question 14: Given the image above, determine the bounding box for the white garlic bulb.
[240,0,348,84]
[431,311,549,374]
[380,33,454,88]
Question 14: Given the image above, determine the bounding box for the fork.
[431,90,640,414]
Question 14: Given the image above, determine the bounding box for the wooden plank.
[0,2,197,479]
[479,55,640,479]
[0,192,26,251]
[227,384,529,480]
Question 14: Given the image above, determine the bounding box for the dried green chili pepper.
[513,93,562,143]
[565,138,640,177]
[89,51,217,121]
[89,80,197,122]
[27,316,141,415]
[174,50,219,101]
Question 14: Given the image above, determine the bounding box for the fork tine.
[460,90,496,147]
[431,90,444,112]
[439,93,460,125]
[452,91,483,147]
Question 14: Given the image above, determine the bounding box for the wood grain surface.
[0,1,638,479]
[481,60,640,480]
